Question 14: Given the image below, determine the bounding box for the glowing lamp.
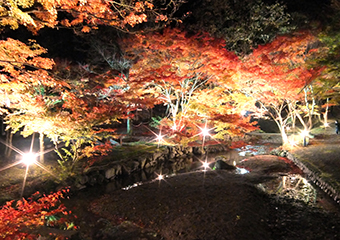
[300,129,309,147]
[300,129,309,137]
[155,134,163,141]
[202,161,209,169]
[21,152,37,166]
[157,174,164,180]
[171,124,177,131]
[201,127,210,137]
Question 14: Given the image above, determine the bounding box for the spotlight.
[21,152,37,166]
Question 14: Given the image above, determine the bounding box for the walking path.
[287,123,340,205]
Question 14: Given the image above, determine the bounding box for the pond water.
[67,142,339,224]
[77,143,336,211]
[101,144,272,193]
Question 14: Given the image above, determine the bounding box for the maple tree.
[117,28,258,145]
[0,0,183,33]
[0,37,65,161]
[308,1,340,124]
[0,0,184,163]
[230,31,324,145]
[0,39,129,167]
[0,188,76,240]
[83,33,162,135]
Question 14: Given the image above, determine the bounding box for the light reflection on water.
[84,143,339,212]
[108,144,271,193]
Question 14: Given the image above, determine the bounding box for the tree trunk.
[280,127,288,146]
[323,98,329,126]
[5,130,13,158]
[127,115,132,135]
[39,132,45,163]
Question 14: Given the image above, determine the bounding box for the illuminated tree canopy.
[0,0,337,161]
[0,0,183,33]
[2,1,340,238]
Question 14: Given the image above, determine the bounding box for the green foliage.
[149,116,163,128]
[56,147,76,173]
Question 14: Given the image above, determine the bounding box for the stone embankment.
[287,152,340,205]
[73,144,227,189]
[73,130,340,208]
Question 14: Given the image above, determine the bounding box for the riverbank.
[1,124,340,239]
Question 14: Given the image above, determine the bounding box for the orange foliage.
[118,28,259,143]
[0,189,76,240]
[232,31,324,104]
[1,0,180,33]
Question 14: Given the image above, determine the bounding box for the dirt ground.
[68,169,340,240]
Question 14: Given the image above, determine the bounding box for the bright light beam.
[202,160,210,172]
[21,152,37,166]
[300,129,310,137]
[198,157,212,172]
[300,129,310,147]
[0,136,64,197]
[143,125,167,147]
[157,174,164,180]
[192,122,220,150]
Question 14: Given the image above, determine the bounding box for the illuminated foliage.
[231,31,324,144]
[118,28,257,144]
[0,0,183,33]
[0,189,76,240]
[0,0,184,163]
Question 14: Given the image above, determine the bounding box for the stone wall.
[74,144,227,189]
[287,152,340,205]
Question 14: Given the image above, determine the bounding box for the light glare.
[22,152,37,166]
[300,129,309,137]
[202,161,209,169]
[201,127,210,137]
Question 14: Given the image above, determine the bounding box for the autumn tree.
[307,0,340,123]
[117,28,258,145]
[0,0,184,163]
[230,31,324,145]
[0,37,65,160]
[0,0,183,33]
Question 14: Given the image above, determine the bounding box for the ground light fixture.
[300,129,310,147]
[0,135,61,197]
[21,152,37,166]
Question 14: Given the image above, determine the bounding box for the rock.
[76,175,88,185]
[105,168,116,180]
[270,147,288,157]
[122,160,140,175]
[213,160,237,170]
[193,147,206,155]
[152,151,164,161]
[138,157,148,169]
[88,172,105,186]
